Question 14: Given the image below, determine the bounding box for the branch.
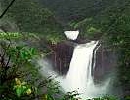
[0,42,11,67]
[0,0,16,19]
[5,55,11,70]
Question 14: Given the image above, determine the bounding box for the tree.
[0,32,83,100]
[0,32,39,99]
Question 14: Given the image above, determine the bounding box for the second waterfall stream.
[57,41,110,99]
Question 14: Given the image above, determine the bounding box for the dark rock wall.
[49,41,118,81]
[48,42,74,75]
[93,47,118,83]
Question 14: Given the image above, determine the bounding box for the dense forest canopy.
[39,0,129,22]
[0,0,65,44]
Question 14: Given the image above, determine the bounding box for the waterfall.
[38,40,111,99]
[58,41,110,99]
[65,41,98,92]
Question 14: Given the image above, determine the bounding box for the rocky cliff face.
[94,47,118,82]
[47,40,118,81]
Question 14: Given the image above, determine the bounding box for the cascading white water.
[58,41,110,99]
[38,30,111,99]
[64,41,98,92]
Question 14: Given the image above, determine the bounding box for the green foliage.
[0,33,42,99]
[62,91,80,100]
[0,32,76,100]
[0,32,22,39]
[124,96,130,100]
[40,0,116,22]
[1,0,64,43]
[46,34,65,45]
[7,46,37,62]
[89,96,119,100]
[86,27,101,38]
[1,0,56,32]
[13,78,36,98]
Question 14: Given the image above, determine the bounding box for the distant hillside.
[39,0,115,22]
[1,0,63,35]
[68,0,130,38]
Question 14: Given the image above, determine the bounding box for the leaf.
[16,87,22,97]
